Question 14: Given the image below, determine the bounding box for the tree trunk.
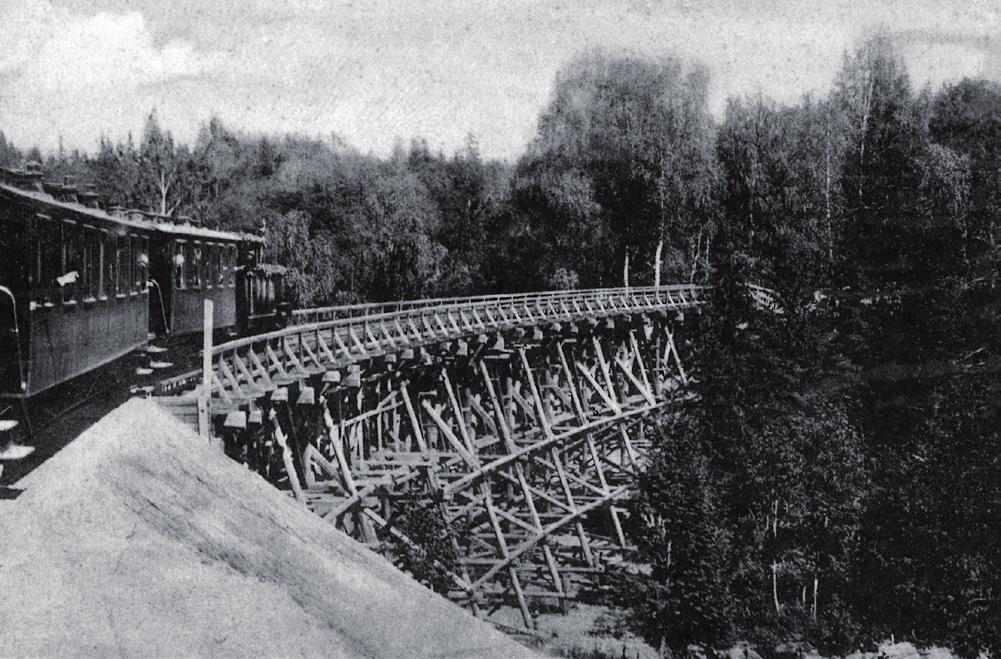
[623,252,630,288]
[772,561,782,614]
[158,170,169,215]
[857,76,875,199]
[812,575,818,620]
[654,239,663,288]
[689,227,703,283]
[990,218,997,291]
[825,117,834,260]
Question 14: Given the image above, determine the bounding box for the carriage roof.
[0,170,264,245]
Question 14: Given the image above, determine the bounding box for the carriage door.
[0,218,26,395]
[0,288,24,394]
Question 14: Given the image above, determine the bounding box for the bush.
[386,494,464,595]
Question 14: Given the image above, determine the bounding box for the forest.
[2,33,998,656]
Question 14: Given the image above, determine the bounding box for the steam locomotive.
[0,163,287,462]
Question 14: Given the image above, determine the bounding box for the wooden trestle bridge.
[158,285,707,628]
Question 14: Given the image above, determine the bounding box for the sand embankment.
[0,398,535,658]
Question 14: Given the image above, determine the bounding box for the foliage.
[855,376,1001,655]
[629,34,997,656]
[387,494,464,596]
[510,50,718,288]
[627,415,735,648]
[628,252,868,653]
[0,131,21,167]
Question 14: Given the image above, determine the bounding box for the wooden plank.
[315,329,337,364]
[422,400,479,469]
[199,299,214,437]
[615,356,656,407]
[264,343,290,381]
[247,349,275,388]
[575,361,621,415]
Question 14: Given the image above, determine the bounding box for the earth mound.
[0,398,535,658]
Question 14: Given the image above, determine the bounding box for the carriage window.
[96,230,106,299]
[218,245,227,287]
[130,235,142,294]
[202,243,211,289]
[115,235,122,295]
[215,245,225,287]
[115,234,130,296]
[102,231,114,299]
[125,236,135,294]
[62,221,82,304]
[174,241,185,289]
[34,214,59,306]
[214,243,222,288]
[83,227,99,301]
[80,228,91,301]
[137,237,148,292]
[128,236,136,294]
[194,242,203,288]
[186,242,201,289]
[205,244,214,289]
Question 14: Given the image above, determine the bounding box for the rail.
[289,285,695,325]
[204,284,708,407]
[292,283,778,325]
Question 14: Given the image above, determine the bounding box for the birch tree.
[138,109,183,215]
[513,51,717,288]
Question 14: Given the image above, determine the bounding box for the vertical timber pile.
[199,299,213,441]
[200,288,697,628]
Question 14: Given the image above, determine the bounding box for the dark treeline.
[3,32,999,655]
[623,36,1001,656]
[0,120,512,305]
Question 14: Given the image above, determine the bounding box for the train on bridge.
[0,163,290,466]
[0,162,772,630]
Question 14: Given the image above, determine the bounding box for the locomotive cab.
[236,244,288,333]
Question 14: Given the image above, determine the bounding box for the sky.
[0,0,998,162]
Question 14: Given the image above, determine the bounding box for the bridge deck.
[204,284,705,408]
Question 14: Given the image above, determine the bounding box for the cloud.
[0,0,998,160]
[0,0,218,147]
[890,26,1000,84]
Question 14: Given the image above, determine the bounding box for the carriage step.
[149,361,174,369]
[135,367,154,376]
[145,345,168,354]
[0,420,18,433]
[0,443,35,461]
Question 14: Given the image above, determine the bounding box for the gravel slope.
[0,398,536,658]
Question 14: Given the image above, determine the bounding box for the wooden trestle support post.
[205,288,699,628]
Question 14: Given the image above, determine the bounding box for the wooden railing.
[290,285,707,325]
[204,285,708,408]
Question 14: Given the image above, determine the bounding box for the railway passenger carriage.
[0,169,154,397]
[149,222,250,335]
[0,164,284,401]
